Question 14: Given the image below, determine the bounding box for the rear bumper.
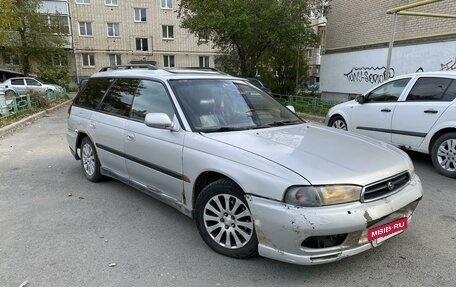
[247,174,423,265]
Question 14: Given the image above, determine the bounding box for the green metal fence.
[0,92,65,119]
[272,94,338,116]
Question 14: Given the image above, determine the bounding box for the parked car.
[67,67,422,265]
[326,71,456,178]
[245,77,272,94]
[0,77,64,97]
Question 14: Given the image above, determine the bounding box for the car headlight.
[284,185,362,207]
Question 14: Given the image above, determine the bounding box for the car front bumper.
[247,174,423,265]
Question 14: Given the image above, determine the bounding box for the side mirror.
[356,95,366,104]
[286,105,296,113]
[144,113,178,131]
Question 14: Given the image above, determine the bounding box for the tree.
[0,0,69,79]
[178,0,319,78]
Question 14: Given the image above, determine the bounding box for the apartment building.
[69,0,217,81]
[320,0,456,101]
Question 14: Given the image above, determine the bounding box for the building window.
[199,56,209,68]
[53,54,68,66]
[109,54,122,66]
[162,25,174,39]
[105,0,117,5]
[76,0,90,4]
[307,49,313,58]
[107,23,120,37]
[82,53,95,67]
[134,8,147,22]
[163,55,175,68]
[161,0,172,9]
[135,38,148,51]
[79,22,92,36]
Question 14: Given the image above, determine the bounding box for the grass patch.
[0,95,70,129]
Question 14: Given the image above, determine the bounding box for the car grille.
[361,172,410,202]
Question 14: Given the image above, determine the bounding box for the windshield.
[169,79,302,132]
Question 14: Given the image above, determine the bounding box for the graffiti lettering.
[344,67,395,84]
[440,57,456,71]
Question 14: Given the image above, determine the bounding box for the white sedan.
[0,77,64,97]
[326,71,456,178]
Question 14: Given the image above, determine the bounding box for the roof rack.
[165,67,226,74]
[99,64,157,72]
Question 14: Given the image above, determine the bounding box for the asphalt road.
[1,105,455,287]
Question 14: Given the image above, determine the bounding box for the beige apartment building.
[70,0,217,81]
[320,0,456,101]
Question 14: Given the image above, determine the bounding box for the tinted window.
[130,80,174,121]
[100,78,138,117]
[367,78,410,102]
[26,79,40,86]
[442,80,456,102]
[74,78,113,109]
[11,79,25,85]
[406,77,452,101]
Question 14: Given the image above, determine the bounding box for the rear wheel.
[5,90,16,98]
[80,137,103,182]
[329,115,347,130]
[195,179,258,259]
[431,132,456,178]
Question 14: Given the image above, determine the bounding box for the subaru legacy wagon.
[67,66,422,265]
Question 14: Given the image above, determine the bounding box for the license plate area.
[368,217,408,243]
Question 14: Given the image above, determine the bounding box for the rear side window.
[100,78,138,117]
[11,79,25,85]
[442,80,456,102]
[406,77,453,101]
[130,80,174,121]
[74,78,112,109]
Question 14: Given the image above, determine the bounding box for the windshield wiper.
[202,126,249,133]
[266,120,303,127]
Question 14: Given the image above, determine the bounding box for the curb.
[0,99,72,137]
[297,112,326,125]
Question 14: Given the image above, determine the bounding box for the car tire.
[431,132,456,178]
[195,178,258,259]
[80,137,103,182]
[5,90,16,98]
[329,115,347,130]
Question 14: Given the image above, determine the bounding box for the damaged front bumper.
[247,174,423,265]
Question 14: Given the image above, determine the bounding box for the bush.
[29,90,50,108]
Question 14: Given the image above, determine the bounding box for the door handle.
[126,134,136,142]
[424,109,438,114]
[381,108,391,112]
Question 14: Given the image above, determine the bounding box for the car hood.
[202,124,411,186]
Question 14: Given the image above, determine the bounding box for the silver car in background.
[1,77,64,97]
[67,67,423,265]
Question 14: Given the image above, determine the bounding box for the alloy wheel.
[437,139,456,172]
[203,194,254,249]
[82,143,96,176]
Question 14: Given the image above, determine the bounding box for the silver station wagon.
[67,66,423,265]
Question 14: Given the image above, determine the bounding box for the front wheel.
[80,137,103,182]
[431,132,456,178]
[195,179,258,259]
[329,115,347,130]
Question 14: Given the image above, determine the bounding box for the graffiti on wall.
[344,66,395,84]
[440,57,456,71]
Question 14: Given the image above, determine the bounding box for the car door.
[9,78,27,95]
[391,77,456,148]
[25,78,45,94]
[124,79,185,202]
[90,78,136,180]
[350,78,412,143]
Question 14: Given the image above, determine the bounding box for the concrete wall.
[325,0,456,50]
